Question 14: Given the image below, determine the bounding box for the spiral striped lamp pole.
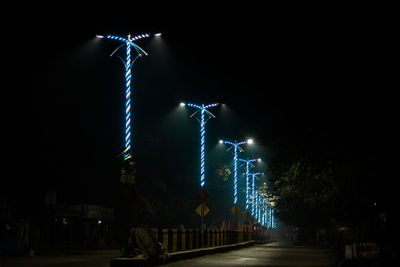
[182,102,219,188]
[219,139,253,229]
[249,172,260,217]
[238,158,260,211]
[181,102,218,247]
[96,33,153,161]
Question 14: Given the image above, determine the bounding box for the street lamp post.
[182,102,218,247]
[219,139,253,229]
[96,33,153,162]
[256,191,260,222]
[249,172,261,217]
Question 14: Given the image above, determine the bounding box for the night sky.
[1,6,397,220]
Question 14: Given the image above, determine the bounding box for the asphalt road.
[165,242,335,267]
[0,242,335,266]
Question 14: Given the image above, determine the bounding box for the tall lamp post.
[181,102,218,247]
[219,139,253,229]
[96,33,155,163]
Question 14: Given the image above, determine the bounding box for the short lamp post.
[238,158,261,211]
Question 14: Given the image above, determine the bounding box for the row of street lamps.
[95,32,275,231]
[181,102,274,230]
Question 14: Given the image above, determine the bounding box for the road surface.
[0,242,335,266]
[165,242,335,267]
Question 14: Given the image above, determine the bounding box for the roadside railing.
[127,228,261,254]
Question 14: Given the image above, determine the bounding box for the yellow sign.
[231,205,241,215]
[195,204,210,216]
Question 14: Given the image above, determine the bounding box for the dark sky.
[1,6,397,215]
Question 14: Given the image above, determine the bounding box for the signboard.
[196,188,209,203]
[195,204,210,216]
[231,205,241,215]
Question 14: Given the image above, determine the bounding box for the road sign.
[196,188,209,203]
[231,205,241,215]
[196,204,210,216]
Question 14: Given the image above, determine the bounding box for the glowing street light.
[220,139,253,229]
[255,191,260,222]
[96,33,156,161]
[261,197,266,226]
[219,139,253,205]
[267,203,275,229]
[249,172,261,216]
[182,102,218,247]
[238,158,261,211]
[183,102,219,188]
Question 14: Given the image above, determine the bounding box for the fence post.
[181,229,186,251]
[209,229,212,247]
[162,229,168,252]
[195,229,199,249]
[189,229,193,250]
[204,229,208,247]
[222,229,227,245]
[172,229,178,252]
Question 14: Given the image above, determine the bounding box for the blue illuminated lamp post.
[256,191,260,222]
[268,204,275,229]
[261,197,267,227]
[182,102,219,188]
[96,33,156,162]
[261,198,266,226]
[181,102,218,247]
[219,138,253,229]
[238,158,261,211]
[249,172,260,217]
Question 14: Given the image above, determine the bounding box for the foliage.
[257,184,278,207]
[267,158,339,228]
[215,164,231,182]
